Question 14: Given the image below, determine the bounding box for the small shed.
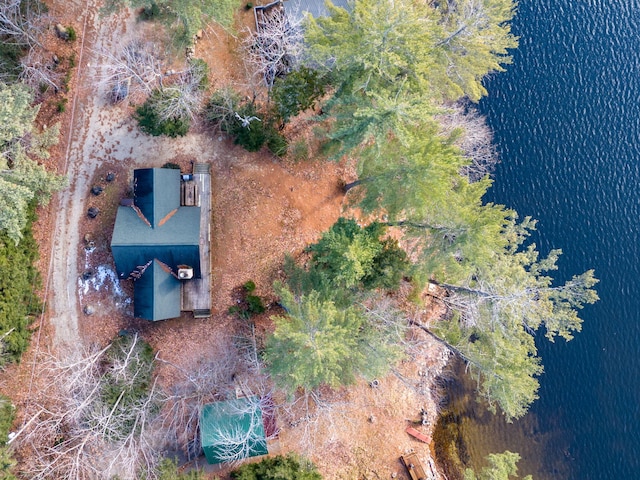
[200,397,268,465]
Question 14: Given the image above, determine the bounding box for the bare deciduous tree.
[150,64,207,122]
[95,40,165,104]
[0,0,56,93]
[96,40,207,123]
[437,104,499,181]
[205,393,277,466]
[244,2,304,88]
[157,339,242,460]
[19,48,62,92]
[14,335,164,480]
[0,0,48,48]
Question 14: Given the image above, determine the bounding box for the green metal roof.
[110,168,204,322]
[133,168,181,228]
[111,205,201,277]
[200,398,268,465]
[133,260,181,321]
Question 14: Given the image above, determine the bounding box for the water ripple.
[473,0,640,478]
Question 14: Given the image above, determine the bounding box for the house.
[200,397,269,465]
[111,167,209,321]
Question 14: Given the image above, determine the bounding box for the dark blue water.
[476,0,640,478]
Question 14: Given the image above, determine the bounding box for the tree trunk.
[343,178,364,192]
[437,281,492,298]
[409,320,502,380]
[436,24,468,47]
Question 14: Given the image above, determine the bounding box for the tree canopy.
[304,5,597,417]
[464,451,533,480]
[0,82,65,244]
[430,216,598,420]
[0,202,41,365]
[306,218,409,291]
[303,0,518,154]
[263,284,400,393]
[231,453,322,480]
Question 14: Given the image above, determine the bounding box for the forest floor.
[2,1,451,479]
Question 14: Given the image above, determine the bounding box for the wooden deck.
[400,453,427,480]
[181,164,212,317]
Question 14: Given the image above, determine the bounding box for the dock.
[181,163,212,318]
[400,453,427,480]
[406,426,431,444]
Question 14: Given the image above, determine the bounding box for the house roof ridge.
[130,204,152,227]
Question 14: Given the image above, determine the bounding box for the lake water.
[453,0,640,478]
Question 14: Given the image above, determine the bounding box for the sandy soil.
[4,1,451,479]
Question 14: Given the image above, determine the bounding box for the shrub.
[65,26,77,42]
[188,58,210,91]
[231,453,322,480]
[139,2,161,20]
[205,88,241,132]
[206,89,285,153]
[156,458,206,479]
[136,91,190,137]
[56,98,68,113]
[246,295,265,315]
[229,281,266,319]
[226,103,267,151]
[290,140,309,162]
[234,122,266,151]
[162,162,181,170]
[266,129,288,157]
[62,70,72,92]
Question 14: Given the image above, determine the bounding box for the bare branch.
[93,40,164,104]
[15,336,164,479]
[19,48,62,93]
[244,2,304,88]
[0,0,48,48]
[437,103,499,181]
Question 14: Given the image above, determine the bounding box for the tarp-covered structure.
[111,168,201,321]
[200,397,268,465]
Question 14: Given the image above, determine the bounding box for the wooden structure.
[406,426,431,444]
[180,179,198,206]
[181,163,212,318]
[111,166,212,320]
[400,453,427,480]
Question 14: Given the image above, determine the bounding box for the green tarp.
[200,397,268,465]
